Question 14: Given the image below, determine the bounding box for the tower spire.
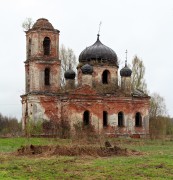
[97,21,102,40]
[98,21,102,35]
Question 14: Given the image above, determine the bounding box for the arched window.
[135,112,142,127]
[28,38,31,58]
[83,111,90,126]
[44,68,50,85]
[118,112,124,127]
[43,37,51,55]
[102,70,110,84]
[103,111,108,127]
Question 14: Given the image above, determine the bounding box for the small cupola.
[80,64,93,87]
[64,65,76,90]
[64,69,76,79]
[81,64,93,74]
[120,61,132,77]
[120,50,132,95]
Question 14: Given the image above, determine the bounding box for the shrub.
[42,120,71,138]
[73,121,99,144]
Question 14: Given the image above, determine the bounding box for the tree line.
[0,113,21,136]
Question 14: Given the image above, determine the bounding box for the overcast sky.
[0,0,173,119]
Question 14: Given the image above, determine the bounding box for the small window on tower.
[102,70,110,84]
[45,68,50,85]
[43,37,51,55]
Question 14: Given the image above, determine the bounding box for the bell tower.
[25,18,61,93]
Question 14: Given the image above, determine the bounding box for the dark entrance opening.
[118,112,124,127]
[102,70,110,84]
[45,68,50,85]
[135,112,142,127]
[83,111,90,126]
[103,111,108,127]
[43,37,51,55]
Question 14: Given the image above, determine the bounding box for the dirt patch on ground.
[16,143,144,157]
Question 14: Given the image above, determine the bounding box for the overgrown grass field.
[0,137,173,179]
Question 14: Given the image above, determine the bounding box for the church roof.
[32,18,54,30]
[132,89,149,97]
[79,35,118,66]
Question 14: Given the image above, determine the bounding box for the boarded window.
[103,111,108,127]
[118,112,124,127]
[44,68,50,85]
[83,111,90,126]
[102,70,110,84]
[135,112,142,127]
[43,37,51,55]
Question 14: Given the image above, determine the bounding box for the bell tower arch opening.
[83,110,90,126]
[43,37,51,55]
[44,68,50,85]
[102,70,110,84]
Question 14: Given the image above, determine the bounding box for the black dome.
[81,64,93,74]
[120,63,132,77]
[79,35,118,66]
[64,69,76,79]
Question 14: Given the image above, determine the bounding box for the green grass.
[0,138,173,179]
[0,137,71,152]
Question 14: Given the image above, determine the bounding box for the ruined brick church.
[21,18,150,137]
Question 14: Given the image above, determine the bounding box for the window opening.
[83,111,90,126]
[45,68,50,85]
[28,38,31,58]
[135,112,142,127]
[103,111,108,127]
[102,70,110,84]
[118,112,124,127]
[43,37,51,55]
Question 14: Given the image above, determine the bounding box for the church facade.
[21,18,150,137]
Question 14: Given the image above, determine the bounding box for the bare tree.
[22,18,34,31]
[149,93,167,118]
[130,57,170,139]
[131,56,147,92]
[149,93,170,139]
[59,44,77,86]
[149,116,172,139]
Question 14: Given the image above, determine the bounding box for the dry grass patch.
[16,143,144,157]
